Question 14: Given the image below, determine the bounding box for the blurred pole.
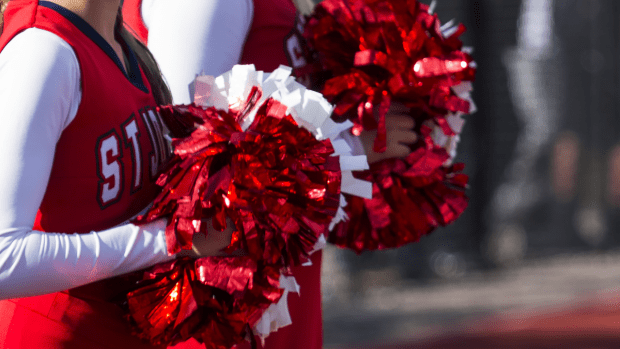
[467,0,521,266]
[577,0,607,247]
[465,0,505,267]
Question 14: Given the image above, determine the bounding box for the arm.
[0,28,173,300]
[142,0,254,104]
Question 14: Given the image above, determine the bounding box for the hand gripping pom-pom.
[329,126,469,253]
[302,0,476,252]
[303,0,476,152]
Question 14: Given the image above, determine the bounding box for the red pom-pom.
[304,0,475,151]
[124,257,283,348]
[329,128,468,253]
[301,0,475,251]
[135,93,341,266]
[127,82,342,347]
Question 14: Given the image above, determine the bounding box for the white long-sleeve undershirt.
[0,28,173,300]
[142,0,254,104]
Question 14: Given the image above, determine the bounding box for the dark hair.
[116,11,172,106]
[0,0,7,35]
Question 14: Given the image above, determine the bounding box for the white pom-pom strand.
[252,275,301,341]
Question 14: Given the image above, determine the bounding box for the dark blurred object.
[403,0,620,276]
[489,0,620,258]
[396,0,523,277]
[484,0,560,265]
[552,0,620,250]
[327,0,620,281]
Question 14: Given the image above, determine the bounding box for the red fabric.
[0,293,165,349]
[238,0,297,72]
[0,1,167,348]
[121,0,323,347]
[122,0,148,44]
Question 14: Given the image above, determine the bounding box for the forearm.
[0,220,172,300]
[0,28,174,300]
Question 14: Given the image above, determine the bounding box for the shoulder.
[0,28,81,129]
[0,27,79,77]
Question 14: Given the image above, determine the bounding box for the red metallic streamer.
[303,0,475,142]
[135,98,341,266]
[124,257,283,349]
[302,0,475,252]
[329,127,469,253]
[126,93,342,347]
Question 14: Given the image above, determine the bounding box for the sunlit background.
[312,0,620,347]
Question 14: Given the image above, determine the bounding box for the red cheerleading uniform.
[0,1,169,348]
[122,1,324,348]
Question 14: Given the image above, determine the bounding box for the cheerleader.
[0,1,230,348]
[122,1,417,348]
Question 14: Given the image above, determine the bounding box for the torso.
[0,2,168,347]
[1,0,167,234]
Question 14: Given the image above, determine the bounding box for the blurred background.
[311,0,620,347]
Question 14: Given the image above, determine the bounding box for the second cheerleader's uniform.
[0,1,174,348]
[122,0,346,348]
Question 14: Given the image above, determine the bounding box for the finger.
[389,130,418,144]
[388,101,410,113]
[384,143,411,159]
[385,114,415,130]
[358,129,378,156]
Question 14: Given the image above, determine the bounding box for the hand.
[360,102,417,164]
[177,217,235,258]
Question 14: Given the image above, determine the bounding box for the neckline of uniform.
[38,1,149,93]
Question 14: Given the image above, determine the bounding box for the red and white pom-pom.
[304,0,476,151]
[129,65,371,347]
[194,64,373,208]
[329,126,468,253]
[252,274,300,340]
[124,257,284,348]
[192,65,371,340]
[429,80,476,164]
[301,0,476,252]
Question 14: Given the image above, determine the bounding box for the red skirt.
[0,292,164,349]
